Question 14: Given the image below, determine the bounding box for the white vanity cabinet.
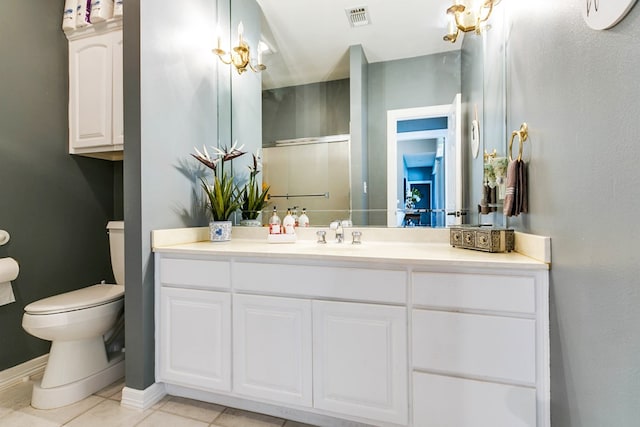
[67,25,123,160]
[153,240,549,427]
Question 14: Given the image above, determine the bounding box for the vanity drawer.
[413,372,536,427]
[160,257,231,290]
[232,262,406,304]
[412,272,535,314]
[412,309,536,384]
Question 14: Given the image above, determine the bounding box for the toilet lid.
[25,284,124,315]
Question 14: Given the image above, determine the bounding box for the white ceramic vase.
[209,221,232,242]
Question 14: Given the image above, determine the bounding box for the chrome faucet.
[330,220,344,243]
[330,219,352,243]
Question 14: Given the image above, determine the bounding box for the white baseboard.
[0,354,49,392]
[121,382,166,410]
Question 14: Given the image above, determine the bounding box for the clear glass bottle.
[269,207,281,234]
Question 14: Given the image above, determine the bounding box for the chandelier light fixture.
[443,0,500,43]
[213,22,266,74]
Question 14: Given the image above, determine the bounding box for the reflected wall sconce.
[443,0,501,43]
[213,22,266,74]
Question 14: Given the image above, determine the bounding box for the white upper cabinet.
[68,27,123,160]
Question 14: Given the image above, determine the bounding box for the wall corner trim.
[121,382,166,410]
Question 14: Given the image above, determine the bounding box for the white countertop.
[152,227,550,270]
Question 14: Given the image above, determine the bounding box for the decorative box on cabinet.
[67,23,123,160]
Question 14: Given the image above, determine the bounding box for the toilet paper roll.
[0,230,9,246]
[0,258,19,283]
[62,0,77,31]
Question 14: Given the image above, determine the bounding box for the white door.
[386,96,462,227]
[446,93,463,225]
[233,294,313,407]
[312,300,408,425]
[158,288,231,392]
[69,32,113,149]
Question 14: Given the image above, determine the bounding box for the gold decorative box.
[450,227,515,253]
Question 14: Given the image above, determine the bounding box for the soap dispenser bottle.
[269,207,281,234]
[283,208,296,234]
[292,206,299,227]
[298,208,310,227]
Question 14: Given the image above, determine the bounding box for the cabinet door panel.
[69,35,112,149]
[313,300,407,425]
[111,31,123,146]
[413,372,536,427]
[233,294,312,407]
[233,262,406,304]
[412,272,535,314]
[159,288,231,391]
[160,257,231,290]
[413,309,536,384]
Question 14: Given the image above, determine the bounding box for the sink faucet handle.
[351,231,362,244]
[316,230,327,244]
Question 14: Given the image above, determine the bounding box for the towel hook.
[508,123,529,161]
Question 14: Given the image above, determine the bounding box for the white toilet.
[22,221,125,409]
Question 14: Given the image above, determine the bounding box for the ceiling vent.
[345,6,371,27]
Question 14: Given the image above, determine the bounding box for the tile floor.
[0,377,317,427]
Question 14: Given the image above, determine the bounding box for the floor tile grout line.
[58,395,106,426]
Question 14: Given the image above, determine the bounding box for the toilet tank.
[107,221,124,285]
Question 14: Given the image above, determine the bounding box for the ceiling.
[256,0,461,89]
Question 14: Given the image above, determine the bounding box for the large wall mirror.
[223,0,507,228]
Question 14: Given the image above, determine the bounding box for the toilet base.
[31,355,125,409]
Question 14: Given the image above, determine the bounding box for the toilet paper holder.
[0,230,10,246]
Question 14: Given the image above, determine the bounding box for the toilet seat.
[25,284,124,315]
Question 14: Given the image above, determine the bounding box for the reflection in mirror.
[229,1,505,227]
[472,4,508,227]
[385,97,462,229]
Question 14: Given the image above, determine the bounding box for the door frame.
[386,96,461,227]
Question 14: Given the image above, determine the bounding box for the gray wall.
[124,0,224,390]
[262,79,350,145]
[462,6,507,226]
[367,51,461,224]
[461,30,486,222]
[230,0,262,192]
[350,45,369,225]
[496,2,640,425]
[0,0,119,370]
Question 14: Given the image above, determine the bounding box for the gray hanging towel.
[518,160,528,214]
[503,159,518,217]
